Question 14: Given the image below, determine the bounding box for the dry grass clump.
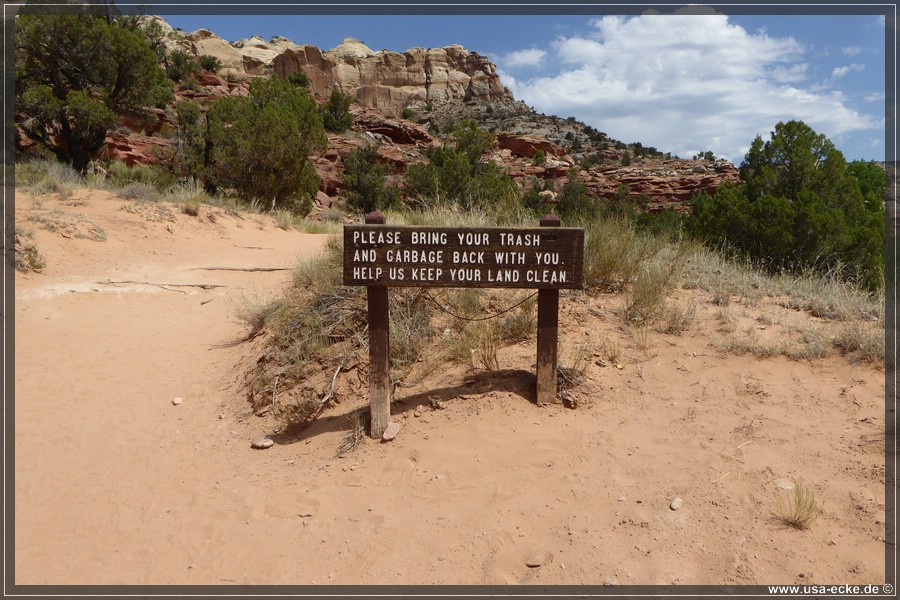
[499,293,537,342]
[240,235,436,428]
[26,209,107,241]
[273,209,294,231]
[658,298,697,335]
[14,228,46,272]
[832,321,884,364]
[773,478,822,530]
[16,159,82,196]
[583,217,668,292]
[335,409,368,457]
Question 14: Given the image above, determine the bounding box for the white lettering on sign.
[488,269,520,283]
[526,270,567,285]
[499,233,540,246]
[389,267,405,280]
[457,232,490,246]
[353,266,383,280]
[411,231,448,245]
[536,252,560,265]
[494,251,526,265]
[449,268,482,282]
[353,249,376,262]
[451,251,485,264]
[411,268,443,282]
[385,249,444,263]
[353,230,401,245]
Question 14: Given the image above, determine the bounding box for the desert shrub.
[405,120,518,216]
[165,49,199,82]
[342,144,401,214]
[14,229,46,272]
[198,54,221,72]
[205,75,326,214]
[287,71,310,89]
[105,161,175,191]
[773,478,821,530]
[556,170,598,222]
[401,107,416,120]
[15,159,82,194]
[321,88,353,133]
[532,150,547,166]
[582,217,668,292]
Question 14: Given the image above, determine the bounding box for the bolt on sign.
[343,225,584,289]
[344,214,584,439]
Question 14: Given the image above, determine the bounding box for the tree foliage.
[687,120,885,289]
[204,76,327,214]
[342,144,401,214]
[321,89,353,133]
[15,12,172,172]
[405,119,517,212]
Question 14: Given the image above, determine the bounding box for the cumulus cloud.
[842,46,863,56]
[831,63,865,79]
[502,48,546,68]
[507,14,881,163]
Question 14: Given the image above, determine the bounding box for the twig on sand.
[191,266,289,272]
[99,279,226,292]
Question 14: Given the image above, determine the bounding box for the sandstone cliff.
[273,38,514,116]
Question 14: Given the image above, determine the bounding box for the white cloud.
[505,15,881,163]
[842,46,862,56]
[831,63,865,79]
[502,48,546,68]
[865,92,886,102]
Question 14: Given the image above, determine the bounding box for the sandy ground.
[13,188,887,587]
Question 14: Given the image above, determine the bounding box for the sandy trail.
[13,189,887,586]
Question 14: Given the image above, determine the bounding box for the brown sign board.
[343,225,584,289]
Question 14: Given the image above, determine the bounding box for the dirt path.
[13,189,887,586]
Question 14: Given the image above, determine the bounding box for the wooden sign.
[343,225,584,289]
[347,213,580,439]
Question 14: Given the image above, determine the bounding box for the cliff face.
[273,38,515,116]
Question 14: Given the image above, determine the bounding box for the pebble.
[617,496,626,502]
[525,551,552,568]
[670,497,683,511]
[172,397,183,406]
[603,579,617,586]
[775,478,796,491]
[382,422,401,442]
[251,437,274,449]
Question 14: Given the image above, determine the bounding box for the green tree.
[15,12,172,172]
[205,76,327,214]
[198,54,222,73]
[321,88,353,132]
[165,49,199,82]
[342,144,401,214]
[557,170,597,223]
[689,121,885,289]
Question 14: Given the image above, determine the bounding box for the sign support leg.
[365,211,391,438]
[536,214,560,405]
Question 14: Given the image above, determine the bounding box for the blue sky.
[161,8,890,165]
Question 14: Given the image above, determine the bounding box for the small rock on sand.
[525,551,552,568]
[670,497,683,511]
[172,397,183,406]
[251,437,274,449]
[382,422,401,442]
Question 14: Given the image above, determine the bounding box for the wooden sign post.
[344,214,584,438]
[364,212,391,439]
[536,214,561,406]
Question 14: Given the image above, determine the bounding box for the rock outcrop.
[273,38,514,116]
